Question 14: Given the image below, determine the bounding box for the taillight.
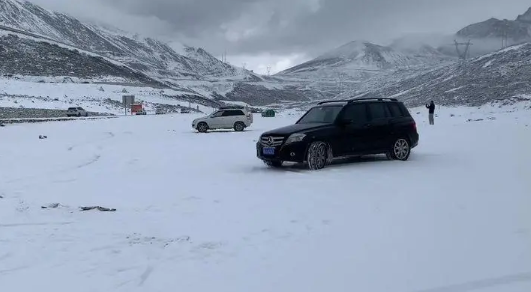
[412,122,417,131]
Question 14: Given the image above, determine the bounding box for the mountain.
[0,0,252,82]
[278,41,451,79]
[273,40,453,101]
[454,7,531,56]
[350,42,531,107]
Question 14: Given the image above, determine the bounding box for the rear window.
[396,102,412,117]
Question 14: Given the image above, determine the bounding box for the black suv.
[256,98,419,170]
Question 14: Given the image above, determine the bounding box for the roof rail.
[348,97,398,103]
[317,100,351,105]
[219,105,245,109]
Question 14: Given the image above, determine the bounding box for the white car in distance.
[192,106,253,133]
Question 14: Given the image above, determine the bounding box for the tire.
[234,122,245,132]
[390,137,411,161]
[197,122,208,133]
[306,141,331,170]
[265,161,282,168]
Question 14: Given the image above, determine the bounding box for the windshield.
[297,105,343,124]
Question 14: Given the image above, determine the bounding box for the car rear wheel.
[307,141,330,170]
[389,137,411,161]
[197,122,208,133]
[234,122,245,132]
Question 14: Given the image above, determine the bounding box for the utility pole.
[501,21,509,49]
[336,72,344,95]
[454,39,473,62]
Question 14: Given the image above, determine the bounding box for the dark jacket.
[426,103,435,114]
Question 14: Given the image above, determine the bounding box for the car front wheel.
[307,141,330,170]
[197,122,208,133]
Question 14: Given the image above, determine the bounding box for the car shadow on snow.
[186,129,258,134]
[252,155,396,173]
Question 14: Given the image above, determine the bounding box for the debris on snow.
[39,135,48,139]
[41,203,61,209]
[80,206,117,212]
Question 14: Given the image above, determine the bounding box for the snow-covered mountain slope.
[272,41,453,104]
[0,29,164,86]
[350,43,531,107]
[0,0,256,82]
[277,41,452,80]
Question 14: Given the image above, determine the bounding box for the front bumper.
[256,141,307,163]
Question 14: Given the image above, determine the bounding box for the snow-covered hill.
[272,41,453,102]
[347,42,531,107]
[277,41,452,80]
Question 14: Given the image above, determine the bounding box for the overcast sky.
[31,0,531,74]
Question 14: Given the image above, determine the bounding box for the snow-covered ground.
[1,105,530,292]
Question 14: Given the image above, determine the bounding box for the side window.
[387,103,403,118]
[367,103,389,121]
[212,110,224,117]
[341,104,368,124]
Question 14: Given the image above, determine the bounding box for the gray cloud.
[30,0,531,72]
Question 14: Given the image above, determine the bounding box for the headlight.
[285,133,306,144]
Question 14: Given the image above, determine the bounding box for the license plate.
[262,147,275,155]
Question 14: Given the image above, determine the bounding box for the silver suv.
[66,107,88,117]
[192,106,253,133]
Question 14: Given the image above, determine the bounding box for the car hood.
[262,123,330,136]
[193,116,208,123]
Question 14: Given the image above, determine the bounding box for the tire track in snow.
[67,131,115,151]
[6,132,115,184]
[139,266,154,286]
[74,155,102,169]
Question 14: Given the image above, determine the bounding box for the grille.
[260,136,284,147]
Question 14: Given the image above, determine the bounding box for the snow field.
[0,107,530,292]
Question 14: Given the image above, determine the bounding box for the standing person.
[426,100,435,125]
